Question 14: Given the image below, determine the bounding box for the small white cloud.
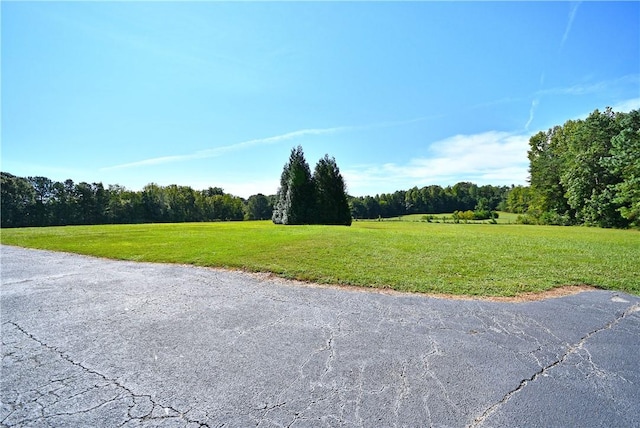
[612,97,640,113]
[344,131,530,196]
[537,74,639,98]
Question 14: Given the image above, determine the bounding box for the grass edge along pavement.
[1,220,638,297]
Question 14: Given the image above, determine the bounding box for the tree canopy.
[0,173,253,228]
[509,107,640,227]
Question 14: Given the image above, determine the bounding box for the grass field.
[379,212,521,224]
[1,220,638,297]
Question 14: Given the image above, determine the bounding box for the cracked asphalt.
[1,245,639,427]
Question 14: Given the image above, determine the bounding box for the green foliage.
[0,173,248,227]
[527,127,572,217]
[516,211,571,226]
[455,210,475,222]
[505,185,532,214]
[526,107,639,228]
[313,155,352,226]
[471,209,497,220]
[608,109,640,226]
[245,194,273,220]
[272,146,316,225]
[350,183,509,220]
[273,147,351,226]
[2,221,638,296]
[1,172,36,228]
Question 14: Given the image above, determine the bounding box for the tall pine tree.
[272,146,316,225]
[313,154,352,226]
[272,147,352,226]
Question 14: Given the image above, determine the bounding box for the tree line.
[0,173,274,228]
[349,182,508,220]
[1,170,509,228]
[503,107,639,228]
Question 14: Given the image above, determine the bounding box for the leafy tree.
[245,194,273,220]
[607,109,640,226]
[560,108,623,227]
[74,182,97,224]
[313,155,352,225]
[142,183,169,222]
[505,185,532,214]
[28,176,54,226]
[525,106,639,227]
[107,184,142,224]
[1,172,35,227]
[527,127,572,218]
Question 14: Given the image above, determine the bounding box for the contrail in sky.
[525,99,539,131]
[102,115,437,171]
[101,127,350,171]
[560,2,581,50]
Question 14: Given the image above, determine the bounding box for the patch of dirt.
[244,270,598,303]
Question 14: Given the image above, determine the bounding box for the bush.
[516,211,572,226]
[473,210,499,220]
[539,211,572,226]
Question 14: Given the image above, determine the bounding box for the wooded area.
[511,108,639,227]
[0,172,507,228]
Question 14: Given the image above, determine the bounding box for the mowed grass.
[1,221,638,296]
[385,211,521,224]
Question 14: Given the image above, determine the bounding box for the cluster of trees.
[504,107,639,228]
[272,146,351,225]
[0,172,274,228]
[349,182,508,219]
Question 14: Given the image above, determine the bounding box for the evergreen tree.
[272,146,316,225]
[313,154,352,226]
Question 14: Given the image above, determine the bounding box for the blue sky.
[2,1,639,198]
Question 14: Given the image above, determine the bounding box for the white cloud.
[343,131,530,196]
[612,97,640,113]
[537,74,639,98]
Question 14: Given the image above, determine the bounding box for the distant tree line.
[502,107,639,228]
[0,173,275,228]
[2,170,510,228]
[349,182,508,220]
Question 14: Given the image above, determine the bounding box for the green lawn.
[1,221,638,297]
[384,211,521,224]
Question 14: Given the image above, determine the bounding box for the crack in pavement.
[1,321,210,428]
[468,302,640,428]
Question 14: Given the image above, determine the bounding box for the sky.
[2,1,639,198]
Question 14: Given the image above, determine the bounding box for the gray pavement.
[1,245,639,428]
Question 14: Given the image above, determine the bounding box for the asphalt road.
[1,245,639,428]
